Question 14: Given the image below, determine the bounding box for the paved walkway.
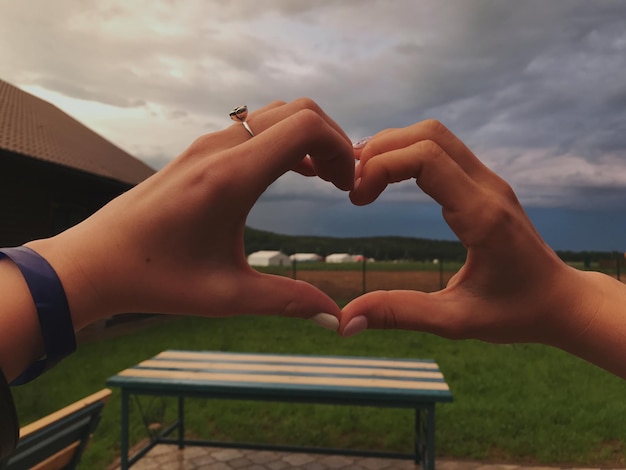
[108,444,626,470]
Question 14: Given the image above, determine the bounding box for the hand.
[26,99,355,330]
[342,120,603,348]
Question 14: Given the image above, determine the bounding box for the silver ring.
[229,105,254,137]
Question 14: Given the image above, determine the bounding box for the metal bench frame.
[108,351,452,470]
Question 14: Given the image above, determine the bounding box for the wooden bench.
[107,350,452,469]
[0,389,111,470]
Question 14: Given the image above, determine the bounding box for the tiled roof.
[0,79,154,185]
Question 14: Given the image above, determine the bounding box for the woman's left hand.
[26,99,355,330]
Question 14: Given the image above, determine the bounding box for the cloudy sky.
[2,0,626,251]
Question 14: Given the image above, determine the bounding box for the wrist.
[24,235,114,332]
[545,268,626,378]
[0,246,76,384]
[540,267,602,349]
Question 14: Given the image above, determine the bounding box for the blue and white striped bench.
[107,350,452,469]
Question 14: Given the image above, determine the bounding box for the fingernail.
[310,313,339,331]
[353,136,372,149]
[354,160,362,179]
[342,316,368,338]
[353,177,361,191]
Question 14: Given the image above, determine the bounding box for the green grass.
[11,315,626,468]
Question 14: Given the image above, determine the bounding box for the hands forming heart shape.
[19,98,626,379]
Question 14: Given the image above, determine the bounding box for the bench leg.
[121,390,129,470]
[178,396,185,449]
[425,404,435,470]
[414,406,436,470]
[414,408,422,464]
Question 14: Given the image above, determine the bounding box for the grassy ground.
[11,315,626,468]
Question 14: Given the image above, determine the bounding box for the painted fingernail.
[353,136,372,149]
[342,316,368,337]
[310,313,339,331]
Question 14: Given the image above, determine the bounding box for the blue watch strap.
[0,246,76,385]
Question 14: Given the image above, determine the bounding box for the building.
[290,253,322,263]
[325,253,355,263]
[247,250,291,267]
[0,79,155,247]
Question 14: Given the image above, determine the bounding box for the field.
[11,262,626,468]
[257,261,462,301]
[258,260,622,302]
[292,269,454,300]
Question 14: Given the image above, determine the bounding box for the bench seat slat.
[138,359,444,380]
[157,350,439,370]
[116,368,450,392]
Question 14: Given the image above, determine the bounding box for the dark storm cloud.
[1,0,626,249]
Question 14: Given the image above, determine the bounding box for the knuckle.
[379,292,399,330]
[479,197,516,238]
[498,180,519,203]
[269,99,288,107]
[420,119,450,139]
[416,140,446,166]
[183,130,225,156]
[291,108,326,132]
[292,97,322,114]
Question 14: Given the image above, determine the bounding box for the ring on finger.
[229,105,255,138]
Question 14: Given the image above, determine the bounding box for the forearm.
[552,270,626,379]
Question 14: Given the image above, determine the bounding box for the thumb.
[340,290,466,339]
[242,272,341,331]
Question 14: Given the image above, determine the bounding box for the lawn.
[11,315,626,468]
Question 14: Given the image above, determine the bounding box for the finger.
[247,98,352,145]
[226,99,355,180]
[291,155,317,177]
[185,99,351,165]
[359,120,495,183]
[350,140,482,210]
[229,100,286,141]
[229,108,355,195]
[246,100,287,119]
[340,290,466,339]
[352,129,395,160]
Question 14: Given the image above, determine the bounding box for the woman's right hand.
[342,120,626,378]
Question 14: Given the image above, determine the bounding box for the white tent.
[247,250,291,267]
[325,253,355,263]
[290,253,323,263]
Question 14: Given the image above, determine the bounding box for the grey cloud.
[2,0,626,220]
[36,77,146,108]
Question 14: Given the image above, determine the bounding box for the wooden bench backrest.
[1,389,111,470]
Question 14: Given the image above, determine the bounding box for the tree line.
[245,226,621,264]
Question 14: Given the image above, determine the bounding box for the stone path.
[107,444,626,470]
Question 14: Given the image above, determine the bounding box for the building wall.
[0,150,130,246]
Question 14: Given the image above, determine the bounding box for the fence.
[258,259,460,302]
[255,257,624,302]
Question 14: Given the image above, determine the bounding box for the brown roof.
[0,79,154,185]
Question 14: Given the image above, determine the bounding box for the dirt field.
[292,270,457,301]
